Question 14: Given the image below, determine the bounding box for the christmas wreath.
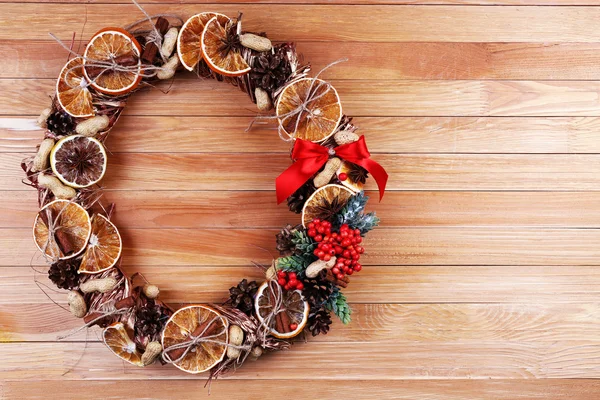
[21,5,388,384]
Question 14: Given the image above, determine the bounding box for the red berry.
[313,249,320,256]
[317,226,325,234]
[338,172,348,181]
[289,279,298,287]
[341,231,349,238]
[336,262,345,269]
[324,254,331,262]
[313,218,321,224]
[284,283,291,291]
[342,266,349,273]
[357,246,365,254]
[317,251,325,258]
[296,282,304,290]
[332,267,340,275]
[308,229,316,237]
[354,229,361,236]
[331,233,338,239]
[288,272,297,280]
[343,250,351,258]
[335,246,343,254]
[336,273,345,280]
[277,270,286,277]
[342,239,351,247]
[289,323,298,331]
[307,222,315,229]
[314,235,323,242]
[278,278,287,286]
[344,259,352,266]
[356,236,362,244]
[321,244,330,252]
[354,264,362,272]
[347,269,354,275]
[329,249,336,256]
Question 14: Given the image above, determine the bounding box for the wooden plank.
[6,41,600,80]
[7,116,600,154]
[2,303,599,343]
[7,79,600,117]
[4,380,600,400]
[8,153,600,191]
[4,191,600,229]
[4,227,600,266]
[4,264,600,305]
[3,5,600,43]
[1,340,600,380]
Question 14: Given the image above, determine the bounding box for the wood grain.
[7,41,600,80]
[4,227,600,266]
[3,0,600,397]
[3,380,600,400]
[4,265,600,305]
[2,302,599,343]
[5,191,600,229]
[8,116,600,154]
[2,341,600,380]
[7,79,600,117]
[3,5,600,43]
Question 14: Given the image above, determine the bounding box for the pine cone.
[287,181,316,214]
[302,270,333,309]
[276,224,301,257]
[307,307,332,336]
[46,110,75,136]
[48,259,80,290]
[134,302,165,339]
[229,279,258,315]
[250,44,293,94]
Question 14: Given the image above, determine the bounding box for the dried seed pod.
[37,173,77,199]
[141,341,163,366]
[334,130,359,145]
[75,115,110,137]
[239,33,272,52]
[80,277,118,294]
[157,55,180,80]
[305,257,336,278]
[31,138,55,172]
[313,157,342,187]
[255,87,273,111]
[160,27,178,59]
[250,346,263,360]
[226,324,244,360]
[36,108,52,129]
[142,284,160,299]
[67,290,87,318]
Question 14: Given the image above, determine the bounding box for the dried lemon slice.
[255,280,309,339]
[33,199,92,260]
[83,27,142,95]
[178,12,230,72]
[301,184,354,227]
[201,16,251,77]
[103,322,145,366]
[276,78,342,142]
[50,135,107,189]
[79,214,122,274]
[56,57,94,118]
[161,305,229,374]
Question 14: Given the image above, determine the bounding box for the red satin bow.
[276,136,388,204]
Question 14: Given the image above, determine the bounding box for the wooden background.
[2,0,600,399]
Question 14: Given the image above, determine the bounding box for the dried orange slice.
[276,78,342,142]
[301,184,353,227]
[338,161,367,193]
[103,322,144,366]
[56,57,94,118]
[161,305,228,374]
[33,200,92,260]
[177,12,230,71]
[201,16,251,77]
[50,135,107,189]
[83,27,142,95]
[79,214,122,274]
[255,280,309,339]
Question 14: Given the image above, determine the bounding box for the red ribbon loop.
[276,136,388,204]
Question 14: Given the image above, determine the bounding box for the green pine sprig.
[335,191,380,235]
[325,287,352,324]
[291,229,317,256]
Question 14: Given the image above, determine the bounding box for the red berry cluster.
[277,270,304,291]
[307,219,364,280]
